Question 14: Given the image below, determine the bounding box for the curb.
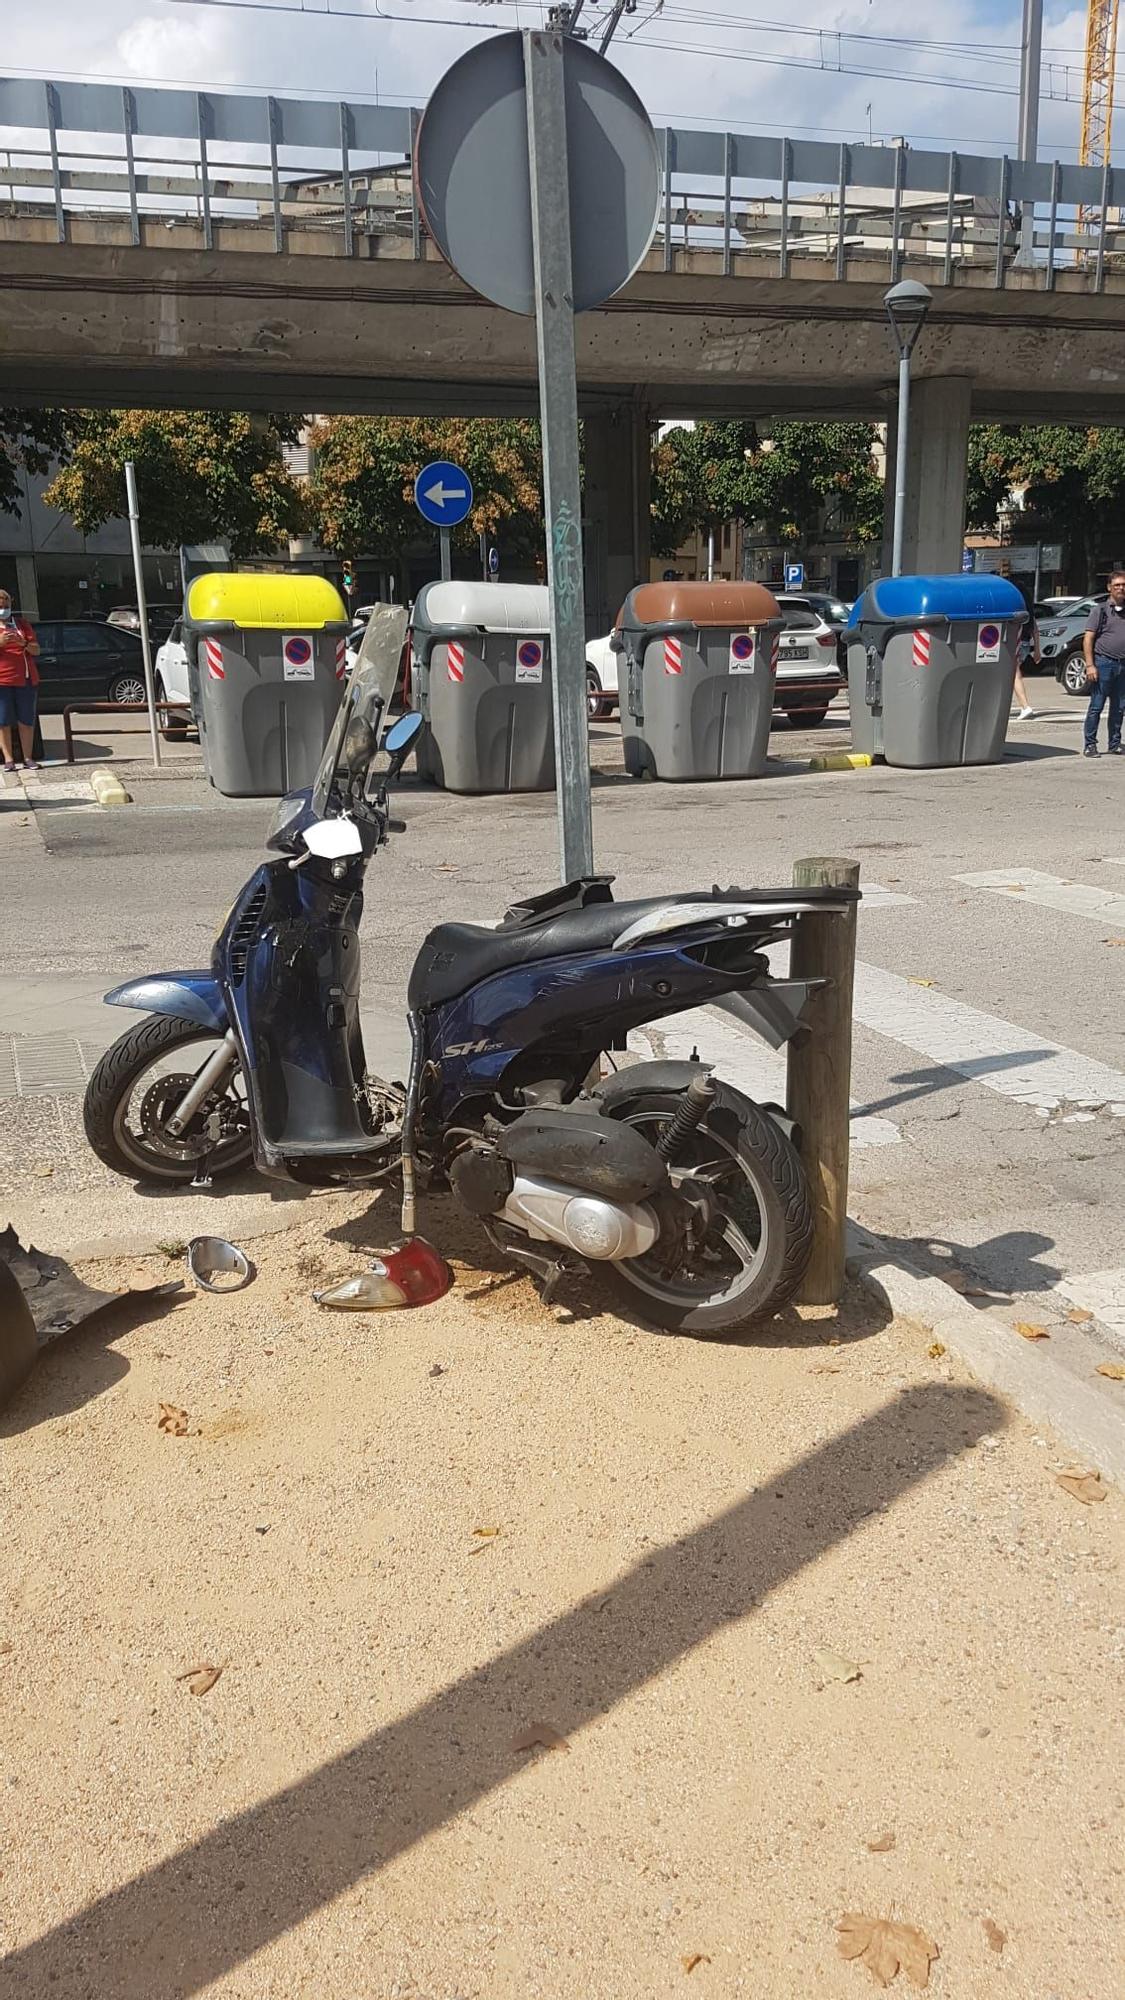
[806,751,872,773]
[89,767,133,807]
[847,1221,1125,1487]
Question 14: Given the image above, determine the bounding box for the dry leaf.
[981,1917,1006,1954]
[927,1342,946,1359]
[175,1662,223,1697]
[836,1913,938,1989]
[1056,1466,1107,1504]
[1095,1361,1125,1380]
[681,1955,711,1974]
[809,1363,842,1375]
[1103,936,1125,947]
[1066,1306,1094,1324]
[472,1525,502,1538]
[1014,1321,1050,1341]
[866,1831,896,1853]
[908,977,936,988]
[32,1162,54,1178]
[812,1645,862,1686]
[511,1721,569,1754]
[157,1403,189,1435]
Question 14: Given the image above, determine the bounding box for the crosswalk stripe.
[629,1008,901,1149]
[1052,1268,1125,1346]
[955,867,1125,929]
[850,960,1125,1114]
[858,881,918,909]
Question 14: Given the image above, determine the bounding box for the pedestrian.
[0,588,41,772]
[1012,605,1038,720]
[1082,568,1125,757]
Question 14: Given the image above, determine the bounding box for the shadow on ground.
[0,1377,1004,2000]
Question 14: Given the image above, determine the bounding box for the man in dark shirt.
[1082,569,1125,756]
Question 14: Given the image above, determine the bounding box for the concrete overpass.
[5,75,1125,614]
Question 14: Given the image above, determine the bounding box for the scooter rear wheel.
[598,1079,812,1336]
[84,1014,253,1184]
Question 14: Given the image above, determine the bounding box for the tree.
[309,416,543,562]
[650,420,883,556]
[0,408,73,517]
[966,424,1125,584]
[43,411,309,557]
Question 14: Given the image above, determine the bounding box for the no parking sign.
[975,621,1002,664]
[515,638,544,683]
[282,633,315,681]
[728,631,756,674]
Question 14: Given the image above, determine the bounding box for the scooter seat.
[407,887,816,1013]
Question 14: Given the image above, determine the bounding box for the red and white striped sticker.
[335,636,347,680]
[911,629,932,669]
[663,635,682,676]
[447,640,465,683]
[204,638,225,681]
[770,631,780,674]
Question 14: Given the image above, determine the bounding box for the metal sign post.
[524,28,593,882]
[124,460,161,769]
[414,458,473,586]
[440,528,453,582]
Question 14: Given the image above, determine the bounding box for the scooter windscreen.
[312,603,409,816]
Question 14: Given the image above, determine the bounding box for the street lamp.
[884,279,933,577]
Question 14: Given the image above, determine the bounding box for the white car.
[153,620,194,739]
[585,632,619,719]
[345,604,380,676]
[773,595,846,727]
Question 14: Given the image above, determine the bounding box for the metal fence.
[2,75,1123,291]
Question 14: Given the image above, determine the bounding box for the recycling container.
[616,582,784,782]
[185,572,349,798]
[846,573,1026,768]
[410,581,553,793]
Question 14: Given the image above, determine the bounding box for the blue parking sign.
[784,561,804,589]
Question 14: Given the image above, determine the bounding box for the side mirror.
[380,710,424,767]
[303,817,363,860]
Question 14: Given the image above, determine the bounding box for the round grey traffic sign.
[415,30,661,317]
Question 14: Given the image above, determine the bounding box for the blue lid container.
[847,574,1027,628]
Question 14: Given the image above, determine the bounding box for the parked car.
[585,631,619,719]
[107,603,181,648]
[1036,595,1108,694]
[774,595,846,725]
[31,620,150,713]
[344,604,380,676]
[153,620,195,738]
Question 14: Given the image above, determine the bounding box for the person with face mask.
[0,588,41,772]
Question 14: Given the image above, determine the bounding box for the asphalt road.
[6,674,1125,1356]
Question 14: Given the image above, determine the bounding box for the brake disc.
[138,1075,217,1161]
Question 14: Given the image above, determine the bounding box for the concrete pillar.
[583,402,651,636]
[14,555,39,618]
[882,376,971,575]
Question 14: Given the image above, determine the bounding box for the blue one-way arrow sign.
[414,460,474,528]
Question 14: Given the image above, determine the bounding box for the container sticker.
[728,631,755,674]
[204,637,225,681]
[447,641,465,683]
[976,621,1002,663]
[516,638,544,683]
[664,635,683,675]
[911,630,932,668]
[282,634,315,681]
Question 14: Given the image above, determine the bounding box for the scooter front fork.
[166,1029,239,1137]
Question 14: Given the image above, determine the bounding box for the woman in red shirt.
[0,588,41,771]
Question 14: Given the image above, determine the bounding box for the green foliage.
[965,424,1125,582]
[0,408,72,517]
[43,411,309,557]
[309,416,543,560]
[650,420,883,555]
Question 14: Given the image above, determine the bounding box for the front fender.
[105,974,228,1035]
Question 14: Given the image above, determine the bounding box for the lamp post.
[884,279,933,577]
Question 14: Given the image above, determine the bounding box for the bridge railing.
[2,76,1124,291]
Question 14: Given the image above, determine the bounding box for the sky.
[1,0,1116,163]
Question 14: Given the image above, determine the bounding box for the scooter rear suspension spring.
[655,1072,717,1162]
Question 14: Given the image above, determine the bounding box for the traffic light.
[342,560,356,594]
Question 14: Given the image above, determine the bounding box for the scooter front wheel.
[84,1015,253,1184]
[599,1080,812,1336]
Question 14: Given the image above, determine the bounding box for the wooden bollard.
[786,856,861,1306]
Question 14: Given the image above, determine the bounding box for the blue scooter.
[84,608,854,1334]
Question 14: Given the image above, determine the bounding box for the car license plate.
[782,645,809,661]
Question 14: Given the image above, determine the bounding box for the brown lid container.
[623,581,782,629]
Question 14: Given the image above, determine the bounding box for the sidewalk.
[1,1208,1121,1999]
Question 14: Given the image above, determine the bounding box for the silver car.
[1037,594,1107,694]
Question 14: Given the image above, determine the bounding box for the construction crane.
[1079,0,1119,244]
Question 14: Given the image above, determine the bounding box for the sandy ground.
[1,1191,1123,2000]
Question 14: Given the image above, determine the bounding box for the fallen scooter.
[84,606,857,1336]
